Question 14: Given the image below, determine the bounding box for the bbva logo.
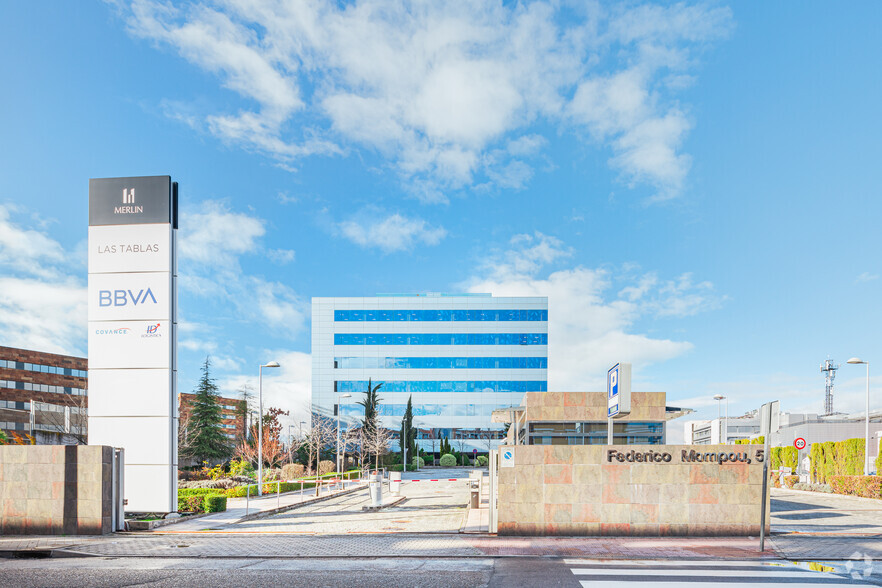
[99,288,158,307]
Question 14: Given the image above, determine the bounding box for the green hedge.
[809,438,866,484]
[770,446,798,471]
[204,494,227,512]
[828,476,882,499]
[439,453,456,467]
[177,491,227,514]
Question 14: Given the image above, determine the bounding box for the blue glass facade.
[312,294,548,453]
[334,333,547,345]
[335,380,547,393]
[334,357,547,369]
[335,309,547,321]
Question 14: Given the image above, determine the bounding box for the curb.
[362,496,406,511]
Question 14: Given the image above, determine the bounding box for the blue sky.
[1,1,880,440]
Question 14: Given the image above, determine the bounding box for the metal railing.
[241,470,367,516]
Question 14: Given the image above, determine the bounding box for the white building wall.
[311,294,548,452]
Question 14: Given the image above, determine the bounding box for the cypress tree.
[399,395,416,469]
[182,357,231,464]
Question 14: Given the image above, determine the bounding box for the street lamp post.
[847,358,871,476]
[713,394,728,444]
[300,420,306,440]
[257,361,280,495]
[336,393,352,473]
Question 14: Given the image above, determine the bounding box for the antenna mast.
[820,358,839,415]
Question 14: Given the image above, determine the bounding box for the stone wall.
[498,444,769,536]
[0,445,114,535]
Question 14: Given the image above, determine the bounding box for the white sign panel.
[88,368,172,418]
[88,272,171,322]
[88,321,172,369]
[88,224,172,274]
[607,362,632,418]
[500,447,515,468]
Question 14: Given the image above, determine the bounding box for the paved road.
[2,556,878,588]
[771,488,882,534]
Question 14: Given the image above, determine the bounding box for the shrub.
[181,495,204,513]
[476,456,489,467]
[793,482,833,493]
[203,494,227,512]
[783,475,799,489]
[281,463,305,480]
[318,460,335,476]
[412,457,425,468]
[439,453,457,467]
[229,458,255,478]
[829,475,882,500]
[877,452,882,476]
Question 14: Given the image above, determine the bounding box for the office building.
[311,293,547,453]
[498,391,692,446]
[0,346,88,444]
[177,393,245,442]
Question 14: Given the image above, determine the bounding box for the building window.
[335,380,546,393]
[333,333,547,346]
[333,356,547,369]
[334,309,548,322]
[0,359,86,379]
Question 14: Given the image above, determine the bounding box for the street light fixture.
[847,357,871,476]
[257,361,280,495]
[336,393,352,473]
[713,394,728,444]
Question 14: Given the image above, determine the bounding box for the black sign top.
[89,176,177,227]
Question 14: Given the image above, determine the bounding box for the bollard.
[369,473,383,507]
[389,470,402,496]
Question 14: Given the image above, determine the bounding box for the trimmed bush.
[318,460,335,476]
[412,456,425,468]
[439,453,457,467]
[829,475,882,500]
[203,494,227,512]
[476,455,489,467]
[281,463,305,480]
[793,483,833,493]
[783,475,799,489]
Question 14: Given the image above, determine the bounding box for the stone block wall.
[0,445,114,535]
[498,444,770,536]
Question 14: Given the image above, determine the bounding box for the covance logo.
[115,188,143,215]
[94,327,132,336]
[98,288,158,307]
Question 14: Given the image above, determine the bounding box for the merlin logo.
[115,188,143,214]
[98,288,158,307]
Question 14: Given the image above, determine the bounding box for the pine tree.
[181,357,231,464]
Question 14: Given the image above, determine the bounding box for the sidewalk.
[160,480,366,532]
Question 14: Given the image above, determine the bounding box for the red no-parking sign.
[794,437,806,450]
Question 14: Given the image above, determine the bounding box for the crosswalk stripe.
[577,582,859,588]
[571,568,823,578]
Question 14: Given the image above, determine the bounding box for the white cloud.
[219,349,312,434]
[121,1,732,200]
[178,202,308,338]
[178,201,265,269]
[338,212,446,253]
[856,272,878,283]
[460,232,722,390]
[0,205,86,355]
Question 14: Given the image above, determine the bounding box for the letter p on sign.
[794,437,806,450]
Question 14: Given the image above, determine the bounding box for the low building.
[177,392,246,442]
[496,391,693,446]
[0,346,88,444]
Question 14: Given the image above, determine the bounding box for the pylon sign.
[88,176,178,513]
[607,363,632,418]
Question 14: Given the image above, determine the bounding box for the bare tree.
[362,425,392,471]
[235,423,286,472]
[302,413,337,492]
[32,394,88,445]
[340,427,362,471]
